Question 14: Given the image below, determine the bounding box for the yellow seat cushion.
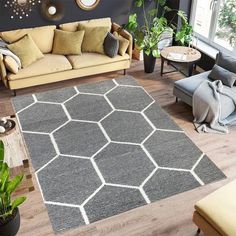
[77,26,109,54]
[8,54,72,80]
[67,52,130,69]
[195,180,236,236]
[4,56,19,74]
[59,17,112,32]
[0,25,56,53]
[113,31,130,56]
[7,34,44,68]
[52,29,85,55]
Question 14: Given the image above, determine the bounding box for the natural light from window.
[191,0,236,54]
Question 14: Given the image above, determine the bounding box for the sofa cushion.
[59,17,112,32]
[174,71,211,96]
[195,180,236,236]
[216,52,236,74]
[0,25,56,53]
[78,26,109,54]
[8,54,72,80]
[7,34,44,68]
[67,53,130,69]
[113,31,130,56]
[52,29,85,55]
[104,32,119,58]
[208,65,236,88]
[4,56,19,74]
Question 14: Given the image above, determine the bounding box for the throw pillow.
[113,31,129,56]
[208,64,236,88]
[1,25,56,53]
[7,34,44,68]
[104,32,119,58]
[52,29,85,55]
[216,52,236,74]
[77,25,110,54]
[4,56,19,74]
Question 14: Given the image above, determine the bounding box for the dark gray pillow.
[208,64,236,87]
[216,52,236,74]
[104,32,119,58]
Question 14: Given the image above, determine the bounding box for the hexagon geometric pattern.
[13,77,225,233]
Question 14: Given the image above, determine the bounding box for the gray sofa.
[173,52,236,120]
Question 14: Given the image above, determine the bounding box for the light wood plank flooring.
[0,59,235,236]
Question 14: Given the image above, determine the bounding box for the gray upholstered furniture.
[173,52,236,120]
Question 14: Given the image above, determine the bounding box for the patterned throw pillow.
[104,32,119,58]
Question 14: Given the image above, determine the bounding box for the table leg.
[161,57,165,76]
[188,63,194,76]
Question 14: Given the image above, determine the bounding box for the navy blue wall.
[0,0,157,31]
[0,0,133,31]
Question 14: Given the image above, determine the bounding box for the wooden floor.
[1,59,236,236]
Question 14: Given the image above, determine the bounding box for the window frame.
[190,0,236,55]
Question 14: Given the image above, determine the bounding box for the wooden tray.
[0,119,16,137]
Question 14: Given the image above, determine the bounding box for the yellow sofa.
[0,18,132,94]
[193,179,236,236]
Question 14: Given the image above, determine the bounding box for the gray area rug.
[12,76,225,233]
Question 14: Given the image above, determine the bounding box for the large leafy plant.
[216,0,236,47]
[0,140,26,223]
[124,0,190,57]
[175,11,193,46]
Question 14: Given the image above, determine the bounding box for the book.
[167,52,187,61]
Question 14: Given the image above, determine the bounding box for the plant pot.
[143,52,156,73]
[0,208,21,236]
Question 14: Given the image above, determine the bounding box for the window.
[191,0,236,55]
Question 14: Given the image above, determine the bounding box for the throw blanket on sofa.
[0,39,21,68]
[193,80,236,134]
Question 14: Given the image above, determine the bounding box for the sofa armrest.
[0,54,8,88]
[112,22,133,59]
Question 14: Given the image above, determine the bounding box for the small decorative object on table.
[0,118,16,137]
[160,46,201,77]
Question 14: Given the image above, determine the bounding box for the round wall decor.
[41,0,64,22]
[76,0,100,11]
[4,0,41,19]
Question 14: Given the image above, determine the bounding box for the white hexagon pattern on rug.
[65,94,112,122]
[94,143,155,186]
[101,111,153,143]
[53,121,108,157]
[37,156,102,205]
[18,103,68,133]
[106,86,153,111]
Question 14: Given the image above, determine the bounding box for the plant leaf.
[6,174,24,195]
[11,196,26,212]
[0,141,4,165]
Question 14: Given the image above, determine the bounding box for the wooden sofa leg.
[123,69,126,75]
[175,97,179,103]
[12,90,16,97]
[197,228,201,234]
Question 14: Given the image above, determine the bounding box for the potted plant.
[0,140,26,236]
[124,0,190,73]
[175,13,193,46]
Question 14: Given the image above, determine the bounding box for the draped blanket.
[193,80,236,134]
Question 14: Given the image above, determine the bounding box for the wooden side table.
[160,46,201,77]
[1,115,34,194]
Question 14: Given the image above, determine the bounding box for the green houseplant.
[0,140,26,236]
[124,0,190,73]
[216,0,236,47]
[175,14,193,46]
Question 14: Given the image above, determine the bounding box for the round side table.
[160,46,201,77]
